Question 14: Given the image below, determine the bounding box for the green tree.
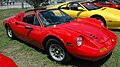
[26,0,48,8]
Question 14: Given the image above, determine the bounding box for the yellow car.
[51,1,120,29]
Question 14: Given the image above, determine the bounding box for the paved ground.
[0,2,31,10]
[0,2,55,10]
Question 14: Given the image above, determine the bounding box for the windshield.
[81,2,101,10]
[111,0,120,4]
[38,9,74,26]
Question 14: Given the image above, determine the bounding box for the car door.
[12,12,31,41]
[13,11,46,49]
[26,14,45,49]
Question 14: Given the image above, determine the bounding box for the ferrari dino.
[3,8,117,64]
[51,1,120,29]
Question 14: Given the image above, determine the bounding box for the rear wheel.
[46,39,71,64]
[6,24,15,39]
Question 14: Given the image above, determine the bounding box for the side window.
[23,15,35,24]
[23,11,35,24]
[69,3,83,10]
[33,16,40,26]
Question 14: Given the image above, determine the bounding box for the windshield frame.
[38,9,74,27]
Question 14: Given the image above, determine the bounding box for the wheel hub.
[54,49,60,56]
[49,44,65,61]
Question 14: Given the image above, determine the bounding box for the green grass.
[0,8,120,67]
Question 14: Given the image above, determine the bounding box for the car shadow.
[16,38,46,54]
[15,38,112,67]
[70,53,112,67]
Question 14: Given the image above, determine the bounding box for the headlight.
[77,36,82,46]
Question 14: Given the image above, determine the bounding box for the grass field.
[0,8,120,67]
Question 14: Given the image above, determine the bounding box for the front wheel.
[46,39,71,64]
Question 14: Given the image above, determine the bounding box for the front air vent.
[90,34,98,39]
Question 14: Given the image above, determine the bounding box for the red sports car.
[0,54,17,67]
[3,8,117,64]
[93,0,120,9]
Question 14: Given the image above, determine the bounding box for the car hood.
[55,20,110,44]
[98,7,120,16]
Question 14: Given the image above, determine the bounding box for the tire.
[46,39,71,64]
[6,24,15,39]
[93,16,106,26]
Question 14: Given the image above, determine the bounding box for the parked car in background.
[3,8,117,64]
[0,54,17,67]
[51,1,120,29]
[93,0,120,9]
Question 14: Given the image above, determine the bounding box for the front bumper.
[67,32,117,61]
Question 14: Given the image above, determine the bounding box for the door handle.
[25,26,33,30]
[15,22,19,25]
